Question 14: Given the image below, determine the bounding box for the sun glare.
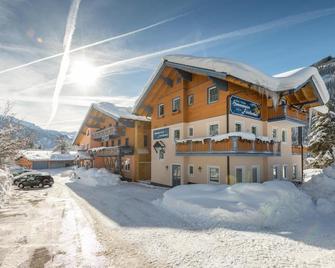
[70,60,100,87]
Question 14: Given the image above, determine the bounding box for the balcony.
[292,145,309,155]
[89,145,134,157]
[176,135,281,156]
[268,105,307,124]
[92,126,119,140]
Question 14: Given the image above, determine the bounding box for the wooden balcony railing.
[92,126,119,140]
[291,145,309,155]
[176,136,281,156]
[268,105,307,123]
[89,145,134,157]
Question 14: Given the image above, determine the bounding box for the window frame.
[188,127,194,137]
[251,165,260,183]
[281,129,287,143]
[173,128,181,140]
[188,164,195,177]
[282,164,288,179]
[207,166,220,184]
[272,128,278,140]
[235,166,244,183]
[272,165,279,179]
[234,121,243,132]
[208,123,219,136]
[172,97,181,113]
[158,103,165,117]
[251,125,258,136]
[187,94,194,106]
[207,86,219,104]
[292,164,298,179]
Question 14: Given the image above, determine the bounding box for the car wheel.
[18,183,24,189]
[38,183,44,188]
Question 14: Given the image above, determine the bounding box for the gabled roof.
[133,55,329,113]
[73,102,149,145]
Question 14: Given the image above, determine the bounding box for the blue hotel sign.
[230,96,261,120]
[153,128,169,140]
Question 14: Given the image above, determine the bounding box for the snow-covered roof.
[73,102,149,145]
[134,55,329,113]
[92,102,149,121]
[18,150,77,161]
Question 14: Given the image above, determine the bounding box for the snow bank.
[0,169,11,208]
[71,167,120,187]
[158,181,314,228]
[302,165,335,214]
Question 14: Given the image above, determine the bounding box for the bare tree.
[0,102,32,164]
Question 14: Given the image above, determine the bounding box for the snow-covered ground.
[0,168,11,208]
[1,167,335,267]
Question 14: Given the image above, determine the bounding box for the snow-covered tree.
[0,102,31,164]
[308,57,335,168]
[53,135,72,153]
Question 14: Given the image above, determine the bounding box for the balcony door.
[172,164,181,187]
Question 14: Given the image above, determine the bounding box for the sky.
[0,0,334,132]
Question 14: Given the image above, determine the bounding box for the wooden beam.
[209,76,228,91]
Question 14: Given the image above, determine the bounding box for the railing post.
[209,140,212,152]
[252,140,255,151]
[190,141,193,153]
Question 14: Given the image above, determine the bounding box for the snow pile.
[158,181,314,228]
[0,169,11,208]
[72,167,120,187]
[19,150,77,161]
[302,165,335,214]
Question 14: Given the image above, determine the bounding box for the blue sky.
[0,0,334,131]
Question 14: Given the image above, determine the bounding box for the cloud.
[0,12,189,75]
[98,7,335,72]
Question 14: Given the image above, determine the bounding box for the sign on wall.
[230,96,261,120]
[153,128,169,140]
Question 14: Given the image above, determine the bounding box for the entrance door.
[172,164,181,187]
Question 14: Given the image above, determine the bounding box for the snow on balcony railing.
[268,105,307,123]
[92,126,119,140]
[176,132,280,156]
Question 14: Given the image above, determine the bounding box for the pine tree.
[53,135,71,154]
[308,57,335,168]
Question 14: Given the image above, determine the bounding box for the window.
[252,166,259,183]
[272,166,279,179]
[207,86,218,104]
[124,161,130,171]
[111,140,115,146]
[209,124,219,136]
[281,129,287,142]
[251,126,257,136]
[118,139,121,146]
[144,135,148,147]
[172,97,180,112]
[272,128,278,140]
[282,165,288,179]
[293,165,298,179]
[235,167,243,183]
[125,138,129,146]
[159,149,165,160]
[235,122,242,132]
[188,164,194,177]
[187,95,194,106]
[188,127,194,137]
[158,104,165,117]
[208,166,220,184]
[106,141,109,147]
[174,129,180,140]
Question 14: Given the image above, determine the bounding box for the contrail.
[0,13,188,75]
[98,7,335,72]
[47,0,81,126]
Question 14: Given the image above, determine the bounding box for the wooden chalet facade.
[133,55,329,187]
[73,103,151,181]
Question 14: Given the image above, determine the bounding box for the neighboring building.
[133,55,329,187]
[16,150,77,169]
[73,102,151,181]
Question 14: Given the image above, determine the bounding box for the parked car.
[13,171,51,186]
[17,174,54,189]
